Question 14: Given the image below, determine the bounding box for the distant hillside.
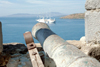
[3,12,64,17]
[8,13,37,17]
[61,13,84,19]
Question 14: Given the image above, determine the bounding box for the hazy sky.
[0,0,86,16]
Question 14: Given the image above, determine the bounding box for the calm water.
[0,17,85,44]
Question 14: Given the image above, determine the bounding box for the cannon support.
[23,32,44,67]
[0,22,3,53]
[32,23,100,67]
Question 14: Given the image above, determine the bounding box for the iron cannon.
[32,23,100,67]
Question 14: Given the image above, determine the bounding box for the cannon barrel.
[0,22,3,53]
[32,23,100,67]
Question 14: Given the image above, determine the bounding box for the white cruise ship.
[36,17,55,24]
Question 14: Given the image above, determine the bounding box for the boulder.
[80,36,86,44]
[0,43,28,67]
[3,43,28,55]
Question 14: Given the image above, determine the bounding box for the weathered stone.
[81,44,100,62]
[85,0,100,10]
[0,53,11,66]
[1,40,100,67]
[85,11,100,44]
[1,43,45,67]
[0,22,3,53]
[67,40,85,49]
[11,54,21,58]
[24,52,30,58]
[7,53,32,67]
[3,43,28,55]
[7,57,19,67]
[69,57,100,67]
[80,36,86,44]
[22,61,32,67]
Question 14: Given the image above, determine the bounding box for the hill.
[60,13,84,19]
[3,12,64,17]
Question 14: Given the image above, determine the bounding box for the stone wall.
[85,0,100,44]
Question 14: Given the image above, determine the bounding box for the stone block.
[0,22,3,53]
[85,11,100,44]
[85,0,100,10]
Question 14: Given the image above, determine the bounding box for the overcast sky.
[0,0,86,17]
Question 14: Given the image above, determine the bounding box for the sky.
[0,0,86,17]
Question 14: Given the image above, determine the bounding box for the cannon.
[0,22,3,53]
[31,23,100,67]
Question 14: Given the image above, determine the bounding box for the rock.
[3,43,28,55]
[6,53,32,67]
[81,44,100,62]
[1,41,100,67]
[22,61,32,67]
[66,40,85,49]
[20,57,29,62]
[67,40,100,62]
[24,52,30,58]
[0,43,28,67]
[7,57,20,67]
[0,53,11,66]
[80,36,86,44]
[11,54,21,58]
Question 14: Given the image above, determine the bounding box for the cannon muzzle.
[32,23,100,67]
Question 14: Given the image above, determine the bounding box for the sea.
[0,17,85,45]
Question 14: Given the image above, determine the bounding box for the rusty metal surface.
[27,42,36,50]
[23,32,36,50]
[23,32,34,44]
[32,23,100,67]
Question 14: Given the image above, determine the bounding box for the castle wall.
[85,0,100,44]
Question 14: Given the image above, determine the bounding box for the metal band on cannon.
[32,23,100,67]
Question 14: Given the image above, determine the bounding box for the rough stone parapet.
[85,0,100,44]
[85,10,100,44]
[85,0,100,10]
[67,38,100,62]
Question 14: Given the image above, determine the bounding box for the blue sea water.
[0,17,85,45]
